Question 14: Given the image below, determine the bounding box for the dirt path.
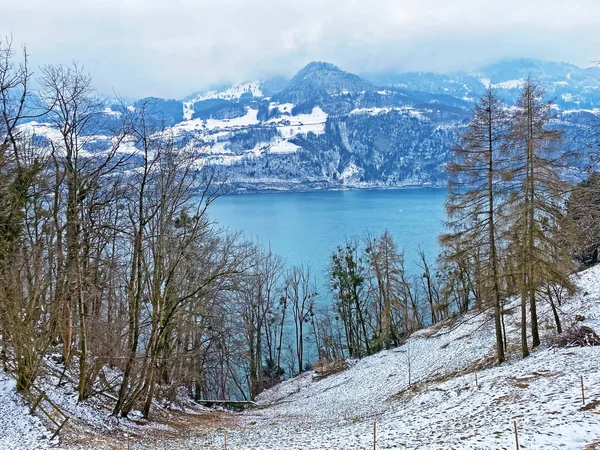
[61,408,243,449]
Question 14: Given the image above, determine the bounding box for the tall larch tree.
[441,88,510,364]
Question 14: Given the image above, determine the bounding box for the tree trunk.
[547,285,562,334]
[487,104,505,364]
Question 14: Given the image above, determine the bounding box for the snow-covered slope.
[0,361,207,450]
[2,266,600,449]
[183,82,263,120]
[155,265,600,450]
[0,372,54,449]
[192,82,263,103]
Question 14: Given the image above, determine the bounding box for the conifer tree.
[442,89,510,364]
[509,78,570,355]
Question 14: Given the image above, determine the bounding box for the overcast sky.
[2,0,599,99]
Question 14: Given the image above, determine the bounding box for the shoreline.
[218,182,447,196]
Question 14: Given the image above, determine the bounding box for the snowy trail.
[134,346,600,450]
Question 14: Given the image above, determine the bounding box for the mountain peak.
[274,61,374,104]
[297,61,343,74]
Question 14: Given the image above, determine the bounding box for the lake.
[210,188,448,299]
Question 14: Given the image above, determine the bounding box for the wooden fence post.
[373,422,377,450]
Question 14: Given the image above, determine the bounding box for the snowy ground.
[0,358,210,449]
[0,371,54,449]
[135,265,600,450]
[2,266,600,449]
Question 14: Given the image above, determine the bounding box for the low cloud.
[2,0,598,98]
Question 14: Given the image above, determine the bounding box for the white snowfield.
[176,82,328,162]
[150,265,600,450]
[479,78,527,90]
[1,266,600,449]
[18,103,328,171]
[171,105,328,163]
[190,82,263,103]
[349,106,426,120]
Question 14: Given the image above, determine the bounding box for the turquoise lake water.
[210,188,447,299]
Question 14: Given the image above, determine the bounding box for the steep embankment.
[2,266,600,449]
[152,265,600,450]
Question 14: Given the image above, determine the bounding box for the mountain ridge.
[24,58,600,193]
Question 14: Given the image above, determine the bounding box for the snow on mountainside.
[490,78,527,89]
[183,82,263,120]
[0,372,53,449]
[20,58,600,192]
[168,105,329,169]
[149,62,470,191]
[166,59,599,191]
[364,59,600,109]
[193,82,263,102]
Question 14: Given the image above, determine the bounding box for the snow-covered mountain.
[143,59,599,191]
[117,62,470,191]
[364,58,600,109]
[25,59,600,192]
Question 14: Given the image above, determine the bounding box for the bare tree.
[0,37,53,391]
[441,89,511,364]
[509,78,571,356]
[417,248,446,326]
[285,264,317,374]
[39,62,128,399]
[365,230,406,349]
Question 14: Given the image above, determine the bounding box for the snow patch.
[268,139,301,154]
[269,106,327,138]
[205,108,260,130]
[191,82,262,103]
[0,371,53,449]
[182,101,194,120]
[562,93,574,102]
[349,106,425,120]
[18,121,64,143]
[494,78,526,89]
[103,107,121,117]
[173,108,260,134]
[339,162,361,181]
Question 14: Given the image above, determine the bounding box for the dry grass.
[313,359,349,379]
[581,400,600,412]
[61,407,241,448]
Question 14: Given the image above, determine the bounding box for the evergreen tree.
[330,240,371,357]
